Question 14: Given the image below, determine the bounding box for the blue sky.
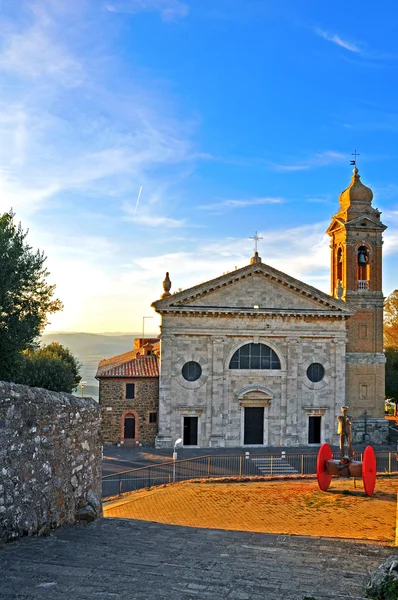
[1,0,398,333]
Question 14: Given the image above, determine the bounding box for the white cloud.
[383,211,398,256]
[198,197,284,210]
[132,222,332,293]
[0,15,83,85]
[271,151,346,172]
[124,213,186,228]
[105,0,189,21]
[315,29,360,53]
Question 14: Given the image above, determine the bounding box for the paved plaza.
[104,478,398,543]
[0,518,396,600]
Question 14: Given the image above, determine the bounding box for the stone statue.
[337,406,354,458]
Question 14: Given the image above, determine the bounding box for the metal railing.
[358,280,370,291]
[102,451,398,499]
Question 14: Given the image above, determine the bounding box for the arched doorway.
[124,414,136,439]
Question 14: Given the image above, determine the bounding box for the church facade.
[152,168,388,448]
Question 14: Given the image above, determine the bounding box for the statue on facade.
[337,406,354,458]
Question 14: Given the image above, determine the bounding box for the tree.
[384,290,398,412]
[19,343,81,393]
[385,349,398,405]
[384,290,398,350]
[0,211,63,381]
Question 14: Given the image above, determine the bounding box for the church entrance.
[244,407,264,445]
[183,416,198,445]
[124,416,136,439]
[308,416,321,444]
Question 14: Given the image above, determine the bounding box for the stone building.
[151,168,388,448]
[97,338,159,445]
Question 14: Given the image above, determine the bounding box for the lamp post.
[80,381,87,398]
[172,438,183,483]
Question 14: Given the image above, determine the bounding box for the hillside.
[41,332,158,401]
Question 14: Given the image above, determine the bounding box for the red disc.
[362,445,376,496]
[317,443,333,492]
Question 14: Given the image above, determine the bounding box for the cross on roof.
[350,150,360,166]
[249,231,263,253]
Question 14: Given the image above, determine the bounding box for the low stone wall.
[0,381,101,543]
[352,417,389,444]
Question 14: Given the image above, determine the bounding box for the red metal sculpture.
[316,407,376,497]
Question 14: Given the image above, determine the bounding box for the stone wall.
[99,377,159,445]
[0,381,101,544]
[352,417,389,445]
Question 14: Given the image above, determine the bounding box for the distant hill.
[40,332,158,401]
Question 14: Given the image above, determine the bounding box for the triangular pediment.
[327,215,386,235]
[345,215,387,230]
[152,262,353,316]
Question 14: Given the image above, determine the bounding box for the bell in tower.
[357,247,368,266]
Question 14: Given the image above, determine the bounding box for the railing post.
[207,456,211,478]
[239,455,243,477]
[301,454,304,475]
[119,475,122,496]
[270,455,273,476]
[389,452,392,474]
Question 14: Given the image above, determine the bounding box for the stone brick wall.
[352,417,389,444]
[0,381,101,544]
[345,356,386,418]
[99,377,159,445]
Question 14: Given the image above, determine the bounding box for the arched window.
[357,245,370,283]
[229,343,281,370]
[336,247,343,282]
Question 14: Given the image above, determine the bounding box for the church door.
[124,416,136,439]
[244,407,264,444]
[308,416,321,444]
[183,417,198,445]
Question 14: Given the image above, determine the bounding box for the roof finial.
[161,272,172,298]
[350,150,360,177]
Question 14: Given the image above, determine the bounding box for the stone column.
[331,337,347,444]
[209,336,226,447]
[155,334,174,448]
[285,336,300,445]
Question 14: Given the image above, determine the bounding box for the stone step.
[251,457,299,474]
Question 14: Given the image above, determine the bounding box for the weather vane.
[350,150,360,166]
[249,231,263,253]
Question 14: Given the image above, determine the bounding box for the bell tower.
[327,167,387,418]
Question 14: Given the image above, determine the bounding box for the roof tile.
[97,356,159,379]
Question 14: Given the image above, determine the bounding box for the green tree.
[385,348,398,405]
[384,290,398,350]
[0,211,63,381]
[384,291,398,411]
[19,343,81,393]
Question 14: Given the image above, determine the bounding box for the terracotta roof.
[97,356,159,379]
[97,350,136,371]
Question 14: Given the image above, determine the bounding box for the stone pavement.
[0,518,396,600]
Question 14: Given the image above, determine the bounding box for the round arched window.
[307,363,325,383]
[182,361,202,382]
[229,343,281,370]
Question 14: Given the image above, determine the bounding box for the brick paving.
[0,518,396,600]
[104,478,398,543]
